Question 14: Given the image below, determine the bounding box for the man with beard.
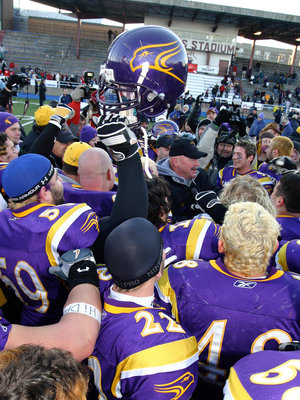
[205,130,236,187]
[0,114,148,327]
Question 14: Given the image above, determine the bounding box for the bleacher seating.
[234,57,300,107]
[186,72,236,103]
[2,30,110,77]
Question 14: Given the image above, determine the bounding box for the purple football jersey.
[258,162,281,182]
[224,350,300,400]
[88,289,199,399]
[0,309,11,350]
[217,166,275,194]
[276,215,300,241]
[156,258,300,387]
[276,239,300,274]
[0,202,99,326]
[63,182,115,217]
[138,138,157,160]
[159,218,220,265]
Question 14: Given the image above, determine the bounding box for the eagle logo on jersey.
[80,212,99,233]
[153,371,194,399]
[130,41,185,84]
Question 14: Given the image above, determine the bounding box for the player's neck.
[236,165,252,175]
[277,207,300,218]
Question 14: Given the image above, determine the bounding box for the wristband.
[68,261,99,291]
[63,302,101,325]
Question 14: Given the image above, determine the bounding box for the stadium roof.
[31,0,300,45]
[17,9,122,26]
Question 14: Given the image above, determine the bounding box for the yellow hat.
[63,142,91,167]
[34,105,55,126]
[296,126,300,135]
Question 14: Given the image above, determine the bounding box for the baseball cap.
[169,137,207,159]
[217,132,236,146]
[104,217,163,289]
[34,105,55,126]
[0,112,20,132]
[63,142,91,167]
[198,119,211,128]
[80,125,97,144]
[57,125,78,143]
[2,154,54,202]
[296,126,300,134]
[156,134,177,148]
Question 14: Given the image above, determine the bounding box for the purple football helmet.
[98,25,188,120]
[152,120,179,138]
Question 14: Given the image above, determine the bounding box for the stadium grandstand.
[0,0,299,112]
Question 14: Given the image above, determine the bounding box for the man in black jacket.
[157,138,225,222]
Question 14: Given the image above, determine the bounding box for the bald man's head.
[78,148,115,191]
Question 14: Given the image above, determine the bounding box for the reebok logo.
[233,280,257,289]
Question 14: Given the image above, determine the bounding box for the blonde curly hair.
[221,202,280,276]
[219,175,276,217]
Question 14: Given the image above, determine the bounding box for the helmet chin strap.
[136,62,152,179]
[140,125,152,180]
[137,62,150,91]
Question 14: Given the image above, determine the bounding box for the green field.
[10,98,53,135]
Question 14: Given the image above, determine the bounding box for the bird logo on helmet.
[152,120,179,138]
[98,25,188,124]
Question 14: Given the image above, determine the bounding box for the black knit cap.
[104,217,163,289]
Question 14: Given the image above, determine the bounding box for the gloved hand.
[70,86,85,102]
[214,109,232,127]
[268,156,297,175]
[196,95,203,107]
[194,190,221,213]
[236,117,247,137]
[97,114,138,161]
[49,248,96,281]
[192,190,227,225]
[55,103,75,121]
[49,114,65,129]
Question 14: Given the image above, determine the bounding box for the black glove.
[196,95,203,107]
[97,114,138,161]
[49,114,65,129]
[192,190,227,225]
[214,109,232,127]
[268,156,297,175]
[236,117,247,137]
[48,248,98,290]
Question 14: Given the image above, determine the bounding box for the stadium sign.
[197,65,219,74]
[182,39,236,55]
